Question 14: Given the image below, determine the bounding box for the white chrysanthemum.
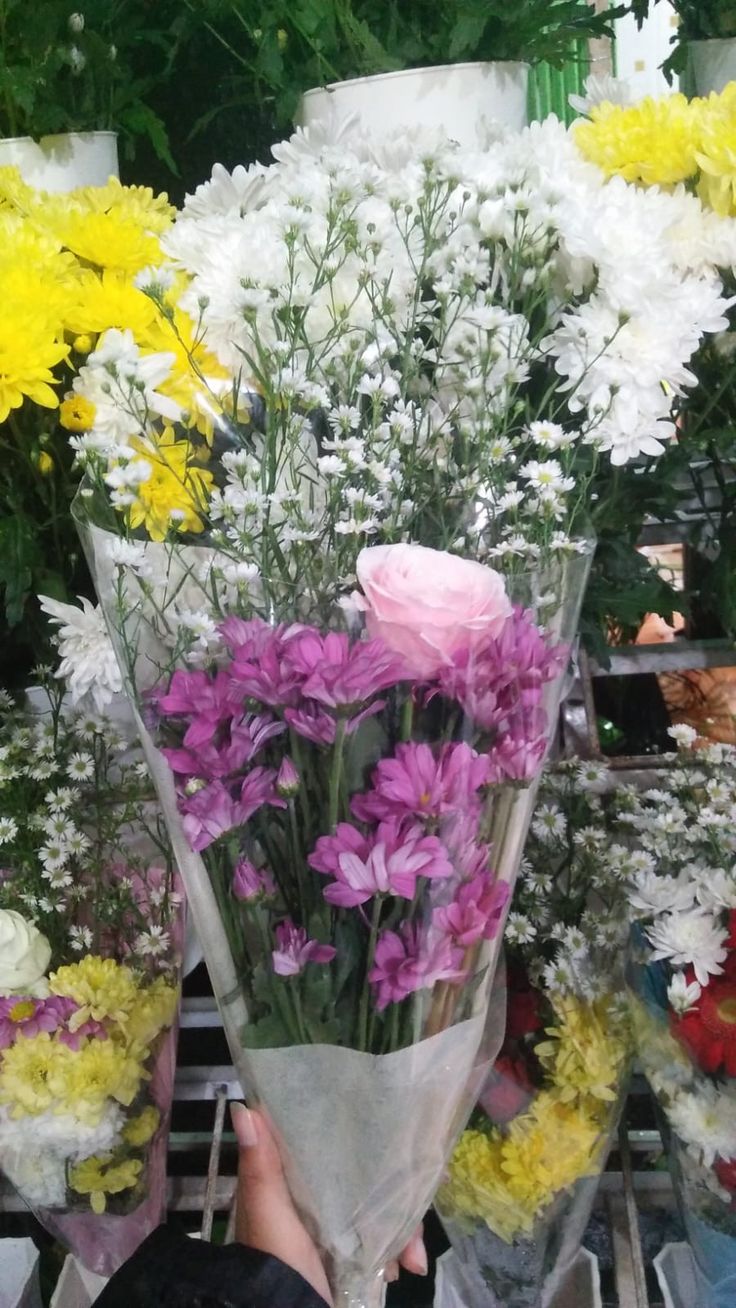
[668,723,698,749]
[646,910,728,986]
[569,73,636,117]
[38,596,122,712]
[628,870,696,919]
[667,1084,736,1168]
[667,971,702,1016]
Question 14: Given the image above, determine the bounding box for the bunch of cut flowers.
[436,758,631,1308]
[0,165,176,668]
[59,115,734,1301]
[0,654,180,1274]
[621,725,736,1302]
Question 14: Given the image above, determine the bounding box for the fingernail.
[407,1233,428,1276]
[230,1101,258,1148]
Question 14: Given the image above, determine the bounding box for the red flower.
[479,1054,534,1125]
[715,1156,736,1194]
[506,987,543,1040]
[673,979,736,1077]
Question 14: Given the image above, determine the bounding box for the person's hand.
[231,1102,428,1306]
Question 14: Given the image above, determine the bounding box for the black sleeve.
[95,1224,330,1308]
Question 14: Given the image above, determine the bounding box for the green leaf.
[0,515,40,627]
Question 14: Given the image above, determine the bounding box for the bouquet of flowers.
[436,760,631,1308]
[63,115,728,1303]
[0,165,175,671]
[0,661,180,1276]
[622,725,736,1308]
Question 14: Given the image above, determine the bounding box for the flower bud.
[233,858,276,902]
[36,451,54,476]
[73,334,94,355]
[276,757,300,797]
[68,12,85,32]
[69,45,86,75]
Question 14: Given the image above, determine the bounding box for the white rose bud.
[68,12,85,32]
[0,910,51,995]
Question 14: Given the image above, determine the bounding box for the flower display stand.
[0,1237,42,1308]
[49,1258,108,1308]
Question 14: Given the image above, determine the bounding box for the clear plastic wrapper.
[75,500,590,1304]
[0,682,182,1277]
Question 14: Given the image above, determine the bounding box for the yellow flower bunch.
[0,953,178,1213]
[438,994,630,1242]
[575,84,736,216]
[575,93,701,187]
[535,993,630,1106]
[0,167,175,423]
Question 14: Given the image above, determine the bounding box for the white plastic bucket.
[0,132,119,193]
[298,62,529,146]
[690,38,736,95]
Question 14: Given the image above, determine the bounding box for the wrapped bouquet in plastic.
[0,668,181,1276]
[60,113,727,1303]
[624,728,736,1308]
[436,761,631,1308]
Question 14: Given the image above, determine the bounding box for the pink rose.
[354,544,512,680]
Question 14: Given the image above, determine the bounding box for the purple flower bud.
[276,757,300,797]
[233,858,276,902]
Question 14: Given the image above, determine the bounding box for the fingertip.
[230,1101,258,1149]
[401,1232,428,1277]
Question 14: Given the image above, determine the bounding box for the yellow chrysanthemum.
[535,994,630,1106]
[49,955,139,1031]
[121,431,214,541]
[0,311,69,422]
[123,1105,161,1147]
[48,210,163,274]
[0,166,36,211]
[138,307,230,438]
[575,94,701,187]
[50,1037,147,1122]
[65,268,158,337]
[75,177,176,234]
[437,1129,534,1242]
[122,976,178,1056]
[0,1032,73,1118]
[695,87,736,216]
[59,394,97,432]
[69,1153,143,1214]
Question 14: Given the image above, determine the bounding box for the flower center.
[419,791,431,806]
[717,997,736,1026]
[9,1000,35,1023]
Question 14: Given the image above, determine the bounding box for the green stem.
[287,798,308,924]
[328,718,347,832]
[359,896,382,1053]
[400,694,414,742]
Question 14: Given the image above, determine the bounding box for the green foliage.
[0,0,179,166]
[633,1,736,77]
[184,0,635,127]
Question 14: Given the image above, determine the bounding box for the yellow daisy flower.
[120,430,215,541]
[0,1032,73,1118]
[575,94,701,187]
[69,1153,143,1214]
[123,1105,161,1147]
[49,210,163,274]
[122,976,178,1055]
[65,268,158,338]
[75,177,176,234]
[0,310,69,423]
[51,1038,147,1122]
[49,955,140,1031]
[59,394,96,432]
